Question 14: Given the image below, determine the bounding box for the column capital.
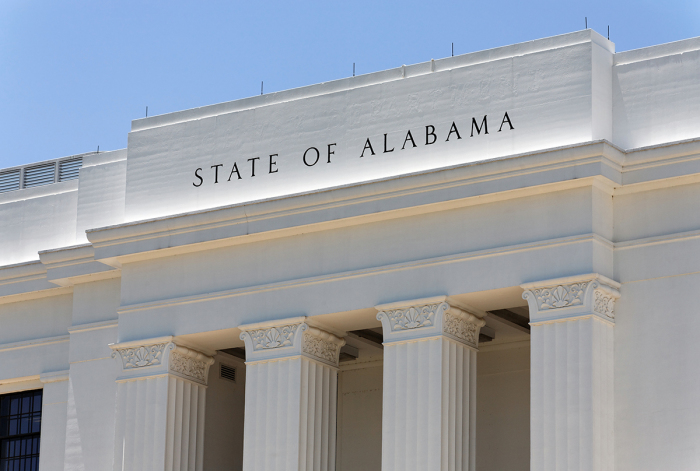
[521,273,621,325]
[239,317,346,367]
[375,296,486,348]
[109,336,215,385]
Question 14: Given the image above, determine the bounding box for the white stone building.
[1,29,700,471]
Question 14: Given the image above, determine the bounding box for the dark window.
[0,390,42,471]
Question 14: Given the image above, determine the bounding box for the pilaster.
[522,274,620,471]
[239,317,345,471]
[38,370,69,471]
[109,337,214,471]
[376,296,486,471]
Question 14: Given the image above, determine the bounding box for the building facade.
[1,29,700,470]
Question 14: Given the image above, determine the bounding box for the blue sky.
[1,0,698,169]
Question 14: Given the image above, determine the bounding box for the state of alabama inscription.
[192,112,514,187]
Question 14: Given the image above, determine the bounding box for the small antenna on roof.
[97,145,99,153]
[261,81,263,95]
[145,106,148,117]
[452,42,454,57]
[353,63,355,77]
[585,17,588,29]
[608,25,610,40]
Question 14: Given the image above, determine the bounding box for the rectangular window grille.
[0,389,42,471]
[220,364,236,382]
[23,163,55,189]
[0,170,20,194]
[58,158,82,182]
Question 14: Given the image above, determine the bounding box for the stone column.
[522,274,620,471]
[376,296,486,471]
[239,317,345,471]
[109,337,214,471]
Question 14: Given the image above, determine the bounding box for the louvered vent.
[24,163,55,188]
[58,158,82,181]
[0,170,20,193]
[220,364,236,383]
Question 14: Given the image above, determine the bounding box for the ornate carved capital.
[239,318,345,367]
[380,302,446,332]
[169,345,215,384]
[522,274,621,324]
[113,342,168,369]
[246,324,301,351]
[110,337,214,385]
[376,297,486,348]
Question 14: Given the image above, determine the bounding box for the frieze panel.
[248,324,299,350]
[593,289,615,319]
[169,351,208,383]
[113,343,168,369]
[302,332,341,364]
[443,312,480,346]
[531,283,587,310]
[383,303,446,331]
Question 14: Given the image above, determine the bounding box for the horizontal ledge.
[0,335,70,353]
[67,319,118,334]
[39,370,70,384]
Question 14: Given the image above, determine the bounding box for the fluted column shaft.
[109,337,214,471]
[523,274,620,471]
[239,318,345,471]
[376,297,486,471]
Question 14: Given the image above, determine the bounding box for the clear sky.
[1,0,698,169]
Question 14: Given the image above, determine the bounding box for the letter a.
[402,130,417,150]
[228,162,242,181]
[498,112,514,132]
[445,122,462,141]
[360,138,375,157]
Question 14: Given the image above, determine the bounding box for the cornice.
[0,335,70,353]
[38,244,119,287]
[0,260,75,304]
[82,137,700,265]
[39,370,70,384]
[67,319,118,334]
[88,140,625,263]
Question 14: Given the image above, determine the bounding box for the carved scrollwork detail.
[169,351,208,382]
[443,312,480,346]
[593,289,615,319]
[531,283,587,310]
[113,343,168,369]
[302,332,340,364]
[248,324,299,350]
[384,303,445,331]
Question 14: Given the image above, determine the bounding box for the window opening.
[0,389,42,471]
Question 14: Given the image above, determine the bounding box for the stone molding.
[376,296,486,348]
[110,336,214,385]
[522,273,621,324]
[239,318,346,367]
